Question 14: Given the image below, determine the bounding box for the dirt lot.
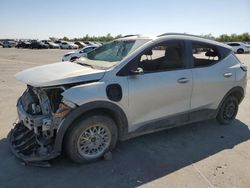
[0,48,249,188]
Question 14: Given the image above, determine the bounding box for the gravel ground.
[0,48,249,188]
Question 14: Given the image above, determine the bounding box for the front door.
[127,40,193,132]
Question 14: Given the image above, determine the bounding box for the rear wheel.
[216,96,239,125]
[65,114,118,163]
[237,48,244,54]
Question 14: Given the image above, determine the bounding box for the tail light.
[240,64,247,72]
[233,53,248,72]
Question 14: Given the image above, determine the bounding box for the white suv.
[2,41,16,48]
[62,46,97,62]
[60,41,78,49]
[227,42,250,54]
[9,34,247,165]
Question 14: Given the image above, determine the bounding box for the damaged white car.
[8,34,247,165]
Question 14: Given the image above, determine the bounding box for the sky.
[0,0,250,39]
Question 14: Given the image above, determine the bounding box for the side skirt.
[122,109,217,140]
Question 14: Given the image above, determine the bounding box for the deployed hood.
[15,62,105,87]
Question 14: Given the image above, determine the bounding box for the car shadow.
[0,119,249,188]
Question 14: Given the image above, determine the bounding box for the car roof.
[227,42,245,45]
[116,33,231,50]
[162,34,232,49]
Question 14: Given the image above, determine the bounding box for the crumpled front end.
[8,86,74,162]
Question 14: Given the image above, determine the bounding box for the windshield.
[76,39,151,69]
[87,40,135,62]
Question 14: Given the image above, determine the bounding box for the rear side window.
[192,43,220,67]
[228,43,240,46]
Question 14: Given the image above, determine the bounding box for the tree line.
[202,33,250,42]
[49,33,122,43]
[50,33,250,43]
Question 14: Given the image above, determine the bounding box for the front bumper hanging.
[8,122,59,163]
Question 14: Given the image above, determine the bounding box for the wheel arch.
[237,48,244,53]
[226,86,244,103]
[216,86,244,115]
[70,56,78,61]
[54,101,128,153]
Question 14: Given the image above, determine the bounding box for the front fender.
[61,81,108,105]
[53,101,128,153]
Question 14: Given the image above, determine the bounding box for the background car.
[227,42,250,54]
[54,40,63,45]
[243,41,250,45]
[15,41,31,48]
[74,41,88,48]
[2,41,16,48]
[62,45,97,61]
[41,40,60,49]
[48,42,60,49]
[92,41,102,46]
[29,41,49,49]
[83,41,100,47]
[60,41,78,49]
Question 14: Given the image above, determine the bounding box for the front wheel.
[70,57,78,62]
[216,96,239,125]
[64,114,118,163]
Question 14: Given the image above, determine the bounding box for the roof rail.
[157,33,213,40]
[121,34,140,38]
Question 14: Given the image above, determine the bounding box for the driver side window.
[138,41,185,72]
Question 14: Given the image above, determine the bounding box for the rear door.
[188,41,235,119]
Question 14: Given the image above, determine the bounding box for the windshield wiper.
[76,62,95,69]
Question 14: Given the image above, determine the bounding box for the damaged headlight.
[53,98,76,118]
[61,98,76,109]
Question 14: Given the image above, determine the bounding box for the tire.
[65,114,118,163]
[70,57,78,62]
[216,96,239,125]
[237,48,244,54]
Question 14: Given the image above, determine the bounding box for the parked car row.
[0,40,102,49]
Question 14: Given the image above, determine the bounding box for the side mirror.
[130,67,144,75]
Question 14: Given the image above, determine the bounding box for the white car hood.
[65,51,76,56]
[15,62,105,87]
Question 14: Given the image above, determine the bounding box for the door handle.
[177,77,189,84]
[223,72,232,78]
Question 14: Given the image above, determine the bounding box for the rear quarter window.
[192,42,231,68]
[228,43,240,46]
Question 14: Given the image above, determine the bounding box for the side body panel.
[61,75,130,116]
